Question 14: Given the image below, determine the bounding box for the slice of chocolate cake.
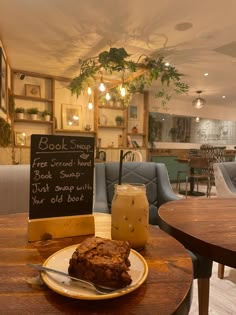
[68,236,132,289]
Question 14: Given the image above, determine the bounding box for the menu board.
[29,134,94,220]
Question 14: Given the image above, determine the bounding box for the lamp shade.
[192,91,206,109]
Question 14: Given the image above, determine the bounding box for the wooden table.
[158,199,236,268]
[0,213,193,315]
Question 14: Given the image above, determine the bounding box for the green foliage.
[148,114,155,147]
[68,47,189,106]
[115,115,124,123]
[15,107,25,113]
[0,117,11,147]
[41,110,51,117]
[27,107,39,114]
[8,94,15,116]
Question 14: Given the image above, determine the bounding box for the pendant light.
[192,90,206,109]
[99,76,106,92]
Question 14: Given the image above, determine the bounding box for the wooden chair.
[176,149,200,192]
[185,157,211,198]
[122,150,143,162]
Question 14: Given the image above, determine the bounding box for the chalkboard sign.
[29,134,95,220]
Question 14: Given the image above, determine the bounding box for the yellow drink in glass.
[111,183,149,249]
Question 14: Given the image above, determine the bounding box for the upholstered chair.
[213,161,236,279]
[0,164,30,215]
[94,162,213,315]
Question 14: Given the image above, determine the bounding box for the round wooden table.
[0,213,193,315]
[158,198,236,268]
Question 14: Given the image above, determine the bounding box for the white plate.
[41,244,148,300]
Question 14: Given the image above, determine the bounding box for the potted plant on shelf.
[115,115,124,126]
[41,110,51,121]
[14,107,25,119]
[131,125,138,134]
[27,107,39,120]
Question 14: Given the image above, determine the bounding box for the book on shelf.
[132,140,140,148]
[127,135,133,147]
[127,135,140,148]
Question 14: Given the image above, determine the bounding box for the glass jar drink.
[111,183,149,249]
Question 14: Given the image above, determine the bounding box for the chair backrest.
[122,150,143,162]
[189,157,209,169]
[0,164,30,214]
[200,145,226,177]
[213,162,236,197]
[98,150,106,161]
[94,162,179,225]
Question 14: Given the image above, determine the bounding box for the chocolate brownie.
[68,236,132,288]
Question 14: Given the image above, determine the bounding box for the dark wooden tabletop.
[158,198,236,268]
[0,213,193,315]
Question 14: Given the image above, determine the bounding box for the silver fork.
[27,263,124,295]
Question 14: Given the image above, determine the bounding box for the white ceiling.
[1,0,236,109]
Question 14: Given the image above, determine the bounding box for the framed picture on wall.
[25,84,41,98]
[0,47,7,112]
[128,104,139,120]
[15,132,26,146]
[61,104,82,130]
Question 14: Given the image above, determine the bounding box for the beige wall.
[1,39,236,164]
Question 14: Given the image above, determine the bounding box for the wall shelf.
[127,132,146,136]
[98,105,125,110]
[98,125,125,129]
[13,94,54,102]
[54,129,96,134]
[14,118,54,124]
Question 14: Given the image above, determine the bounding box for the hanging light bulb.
[99,76,106,92]
[120,73,126,97]
[88,97,93,110]
[87,86,92,95]
[196,117,200,123]
[192,90,206,109]
[105,92,111,101]
[120,85,126,97]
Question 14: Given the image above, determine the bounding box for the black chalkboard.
[29,134,95,219]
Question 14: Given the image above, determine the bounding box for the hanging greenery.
[0,117,11,147]
[68,47,189,107]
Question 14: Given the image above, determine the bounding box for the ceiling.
[1,0,236,109]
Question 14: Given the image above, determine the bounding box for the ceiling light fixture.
[192,90,206,109]
[68,48,189,108]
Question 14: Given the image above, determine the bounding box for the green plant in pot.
[115,115,124,126]
[27,107,39,120]
[41,110,51,121]
[15,107,25,119]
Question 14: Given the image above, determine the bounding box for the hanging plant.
[68,47,189,107]
[0,117,11,147]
